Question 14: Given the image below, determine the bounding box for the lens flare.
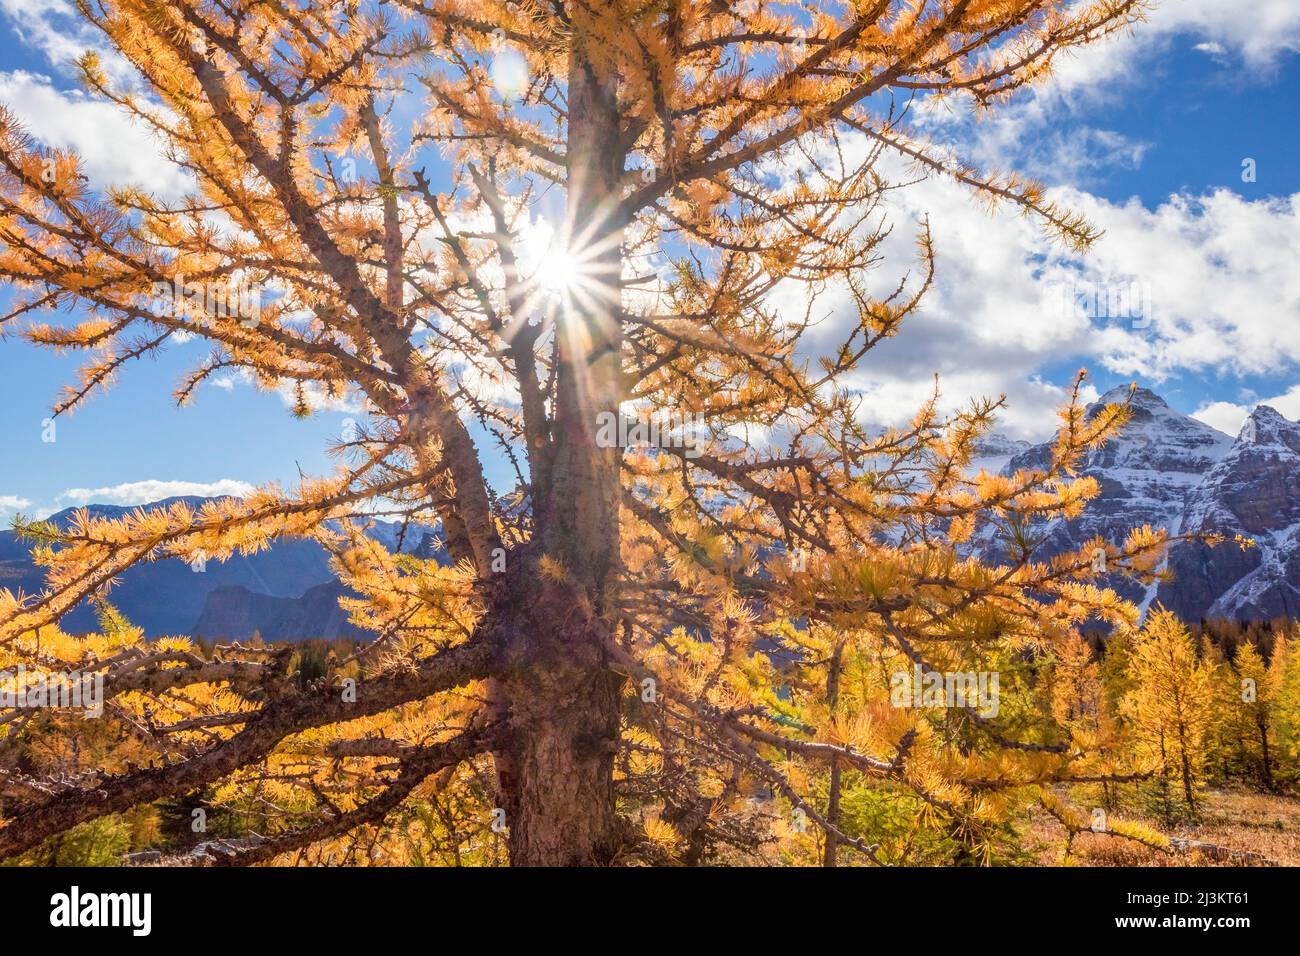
[490,49,528,101]
[537,246,582,297]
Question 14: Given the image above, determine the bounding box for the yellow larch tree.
[1233,640,1275,790]
[1122,610,1213,822]
[1268,629,1300,777]
[0,0,1172,865]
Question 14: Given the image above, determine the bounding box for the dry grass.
[1027,788,1300,866]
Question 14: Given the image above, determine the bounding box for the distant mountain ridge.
[6,388,1296,640]
[0,496,442,641]
[974,387,1299,622]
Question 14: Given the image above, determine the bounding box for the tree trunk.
[496,34,629,866]
[1258,718,1274,791]
[1157,731,1171,822]
[498,605,624,865]
[1177,722,1197,814]
[823,644,843,867]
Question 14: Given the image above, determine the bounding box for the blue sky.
[1,1,1298,518]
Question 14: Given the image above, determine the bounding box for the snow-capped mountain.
[1156,405,1300,621]
[974,387,1299,622]
[969,434,1032,476]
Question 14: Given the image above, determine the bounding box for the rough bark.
[823,644,843,867]
[497,581,625,866]
[494,38,629,866]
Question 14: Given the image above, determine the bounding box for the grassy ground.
[1027,788,1300,866]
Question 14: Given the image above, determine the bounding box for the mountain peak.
[995,384,1232,480]
[1239,404,1300,451]
[972,433,1031,457]
[1166,401,1300,621]
[973,384,1294,625]
[1092,384,1168,412]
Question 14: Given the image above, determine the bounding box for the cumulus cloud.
[191,366,366,413]
[1191,400,1251,436]
[54,479,256,509]
[0,71,191,197]
[1193,385,1300,435]
[1057,188,1300,378]
[0,495,33,514]
[0,0,137,83]
[1045,0,1300,94]
[913,0,1300,197]
[838,4,1300,440]
[272,379,369,415]
[774,135,1299,441]
[917,93,1151,192]
[1142,0,1300,69]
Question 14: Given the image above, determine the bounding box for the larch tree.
[1200,634,1248,781]
[1233,640,1274,790]
[1122,611,1213,822]
[0,0,1166,866]
[1268,629,1300,777]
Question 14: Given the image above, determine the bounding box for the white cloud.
[0,495,33,514]
[1059,188,1300,378]
[54,479,256,509]
[272,379,368,415]
[0,71,191,197]
[918,93,1151,192]
[774,133,1299,440]
[1191,400,1249,435]
[1262,385,1300,420]
[186,365,365,413]
[0,0,137,84]
[1146,0,1300,69]
[1193,385,1300,434]
[913,2,1300,197]
[1045,0,1300,94]
[844,8,1300,440]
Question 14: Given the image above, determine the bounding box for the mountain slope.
[976,386,1236,607]
[1157,406,1300,621]
[192,580,365,642]
[9,387,1297,640]
[0,496,441,640]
